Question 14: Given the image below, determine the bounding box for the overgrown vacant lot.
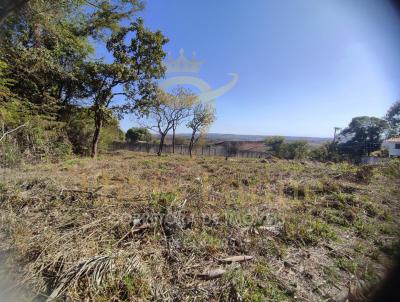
[0,151,399,301]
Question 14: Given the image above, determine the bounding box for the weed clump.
[282,216,338,245]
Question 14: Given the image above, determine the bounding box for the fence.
[111,142,269,159]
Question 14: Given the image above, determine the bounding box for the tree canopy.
[0,0,168,164]
[187,102,216,157]
[337,116,388,158]
[385,100,400,138]
[125,127,152,143]
[80,19,168,156]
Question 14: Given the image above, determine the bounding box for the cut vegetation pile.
[0,151,399,301]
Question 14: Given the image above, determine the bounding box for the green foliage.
[265,136,310,159]
[285,140,309,159]
[0,139,21,167]
[283,216,337,245]
[336,256,358,274]
[337,116,388,158]
[379,158,400,179]
[0,0,167,160]
[224,264,289,302]
[353,217,378,239]
[310,144,329,161]
[65,108,123,155]
[264,136,285,157]
[81,18,168,156]
[125,127,152,143]
[385,100,400,138]
[0,60,14,101]
[0,1,93,116]
[0,115,73,167]
[187,102,216,156]
[310,142,341,162]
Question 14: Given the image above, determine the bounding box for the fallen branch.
[60,186,115,198]
[197,268,226,280]
[0,123,26,142]
[217,255,254,263]
[115,224,152,247]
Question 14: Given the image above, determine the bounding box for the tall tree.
[0,0,146,117]
[169,88,196,153]
[187,102,215,157]
[140,90,184,156]
[337,116,388,158]
[0,0,159,160]
[385,100,400,138]
[81,19,167,157]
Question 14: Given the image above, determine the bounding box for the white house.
[382,137,400,157]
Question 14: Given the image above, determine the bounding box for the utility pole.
[333,127,341,142]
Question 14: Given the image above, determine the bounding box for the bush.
[0,138,21,167]
[284,141,309,159]
[265,137,310,160]
[264,136,285,157]
[283,215,337,245]
[310,145,329,161]
[310,142,342,162]
[125,127,152,143]
[0,103,123,165]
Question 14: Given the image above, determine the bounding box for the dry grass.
[0,151,399,301]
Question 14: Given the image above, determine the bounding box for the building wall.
[382,141,400,157]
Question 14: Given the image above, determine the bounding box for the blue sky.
[115,0,400,137]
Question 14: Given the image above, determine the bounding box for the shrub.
[284,141,309,159]
[264,136,285,157]
[265,137,310,159]
[283,216,337,245]
[125,127,152,143]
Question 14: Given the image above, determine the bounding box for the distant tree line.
[265,101,400,162]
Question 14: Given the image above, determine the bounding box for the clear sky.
[117,0,400,138]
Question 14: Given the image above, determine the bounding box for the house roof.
[385,136,400,143]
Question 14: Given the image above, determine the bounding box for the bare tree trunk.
[91,112,102,158]
[172,123,176,154]
[33,21,42,48]
[158,133,166,156]
[188,131,195,158]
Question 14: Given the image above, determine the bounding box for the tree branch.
[0,123,27,143]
